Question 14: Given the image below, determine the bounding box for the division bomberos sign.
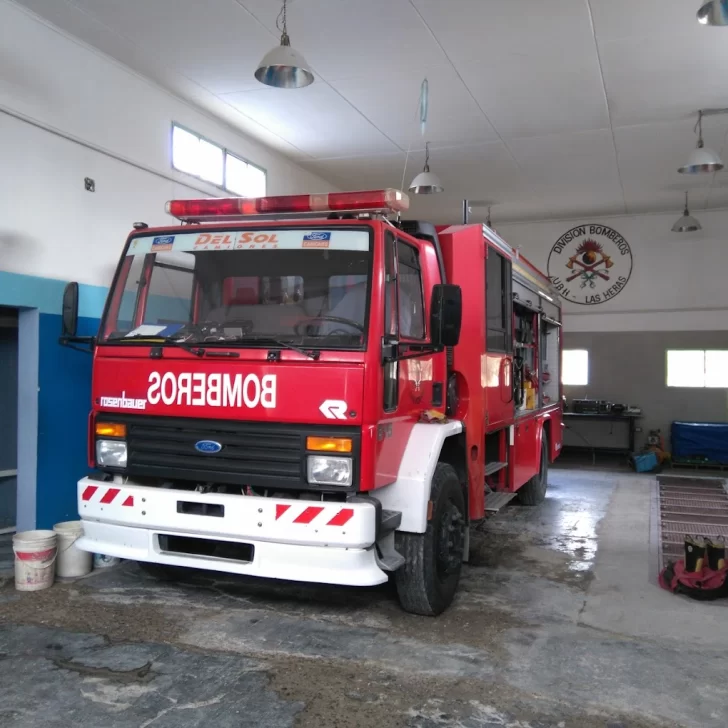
[547,224,633,305]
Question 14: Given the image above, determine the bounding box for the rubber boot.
[706,537,726,571]
[684,535,706,573]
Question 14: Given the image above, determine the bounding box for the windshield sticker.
[152,235,175,251]
[99,391,147,410]
[125,325,166,338]
[302,231,331,248]
[124,324,185,338]
[129,230,368,255]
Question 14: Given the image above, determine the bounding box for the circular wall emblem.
[547,224,633,306]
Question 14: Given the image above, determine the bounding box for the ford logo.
[195,440,223,454]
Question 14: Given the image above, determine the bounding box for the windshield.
[101,227,371,349]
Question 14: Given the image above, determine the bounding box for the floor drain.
[657,475,728,568]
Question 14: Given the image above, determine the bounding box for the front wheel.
[518,432,549,506]
[395,463,466,616]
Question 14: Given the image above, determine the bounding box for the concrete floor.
[1,469,727,728]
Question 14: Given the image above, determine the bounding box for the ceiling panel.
[224,84,400,158]
[589,0,704,42]
[413,0,597,56]
[66,0,273,94]
[600,33,728,127]
[413,1,609,139]
[328,66,499,150]
[510,129,621,190]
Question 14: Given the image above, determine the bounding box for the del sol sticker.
[547,224,633,305]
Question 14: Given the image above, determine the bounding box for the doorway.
[0,306,19,534]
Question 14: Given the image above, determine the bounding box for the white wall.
[0,0,336,288]
[497,210,728,333]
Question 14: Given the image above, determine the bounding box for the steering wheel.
[294,315,365,337]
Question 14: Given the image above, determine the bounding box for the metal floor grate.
[657,475,728,568]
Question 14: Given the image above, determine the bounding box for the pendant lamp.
[698,1,728,25]
[679,111,724,174]
[409,143,444,195]
[255,0,314,89]
[671,192,702,232]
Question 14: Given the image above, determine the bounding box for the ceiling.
[14,0,728,223]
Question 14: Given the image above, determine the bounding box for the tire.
[518,432,549,506]
[137,561,187,582]
[395,463,466,616]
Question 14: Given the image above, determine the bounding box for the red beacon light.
[166,189,409,222]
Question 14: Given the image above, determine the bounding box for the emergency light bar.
[166,189,409,222]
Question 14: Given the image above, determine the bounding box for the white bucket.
[53,521,93,578]
[13,530,58,591]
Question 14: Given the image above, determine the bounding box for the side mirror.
[61,282,79,339]
[430,284,462,348]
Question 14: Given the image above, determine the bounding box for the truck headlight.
[306,456,352,486]
[96,440,127,468]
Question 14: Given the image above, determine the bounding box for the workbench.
[562,412,641,461]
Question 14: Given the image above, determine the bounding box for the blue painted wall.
[0,271,105,530]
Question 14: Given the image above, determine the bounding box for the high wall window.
[667,350,728,388]
[172,124,266,197]
[562,349,589,386]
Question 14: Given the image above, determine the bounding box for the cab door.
[374,231,445,487]
[484,245,514,429]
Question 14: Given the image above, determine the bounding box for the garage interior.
[2,1,728,726]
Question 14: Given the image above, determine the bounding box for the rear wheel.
[518,432,549,506]
[137,561,187,582]
[395,463,466,616]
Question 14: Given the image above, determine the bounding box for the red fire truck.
[60,189,562,615]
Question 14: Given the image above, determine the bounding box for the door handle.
[503,357,514,404]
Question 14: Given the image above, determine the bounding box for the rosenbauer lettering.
[147,372,276,408]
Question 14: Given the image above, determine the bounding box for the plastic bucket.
[53,521,92,578]
[13,530,58,591]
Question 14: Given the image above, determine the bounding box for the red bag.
[659,560,728,601]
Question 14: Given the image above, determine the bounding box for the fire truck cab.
[62,189,562,616]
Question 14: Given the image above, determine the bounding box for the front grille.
[97,414,359,491]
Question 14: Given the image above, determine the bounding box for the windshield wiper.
[246,336,320,361]
[108,334,205,357]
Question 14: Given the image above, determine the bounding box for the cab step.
[485,461,508,477]
[376,533,406,572]
[485,492,517,513]
[380,509,402,535]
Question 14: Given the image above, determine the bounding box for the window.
[172,124,266,196]
[667,350,728,388]
[486,248,511,352]
[397,241,425,339]
[225,153,267,198]
[562,349,589,386]
[383,232,398,411]
[172,125,223,186]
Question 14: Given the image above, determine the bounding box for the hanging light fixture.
[409,142,444,194]
[697,0,728,25]
[671,192,702,232]
[254,0,314,89]
[679,111,724,174]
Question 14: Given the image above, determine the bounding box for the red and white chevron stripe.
[274,504,354,527]
[81,485,134,507]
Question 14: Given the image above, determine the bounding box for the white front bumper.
[77,476,387,586]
